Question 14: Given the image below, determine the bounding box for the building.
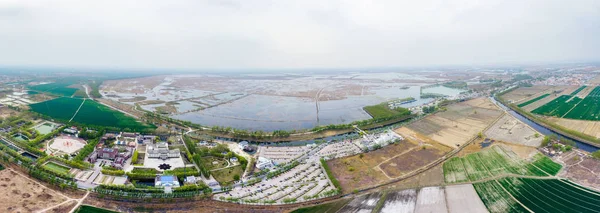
[256,157,275,170]
[230,157,238,163]
[121,132,138,138]
[185,176,197,184]
[63,127,78,135]
[238,141,249,150]
[147,142,180,160]
[97,148,118,160]
[137,135,155,144]
[155,175,180,188]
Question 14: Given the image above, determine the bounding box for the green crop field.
[443,146,552,183]
[517,94,549,107]
[28,82,78,97]
[473,181,528,213]
[530,154,562,175]
[570,86,587,95]
[443,157,469,183]
[30,97,150,130]
[75,205,118,213]
[29,97,84,120]
[530,86,600,121]
[43,162,71,175]
[71,100,148,130]
[363,103,410,119]
[498,177,600,213]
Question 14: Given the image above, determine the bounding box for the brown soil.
[0,169,68,212]
[49,200,77,213]
[379,148,446,178]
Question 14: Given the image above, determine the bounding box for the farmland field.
[363,103,410,119]
[443,157,469,183]
[530,154,562,175]
[380,189,417,213]
[28,82,78,97]
[75,205,118,213]
[531,86,600,121]
[516,93,549,107]
[531,95,582,117]
[473,181,528,213]
[71,100,148,130]
[414,187,447,213]
[291,199,351,213]
[337,192,383,213]
[29,97,83,120]
[570,85,587,96]
[445,184,488,213]
[405,97,502,148]
[30,97,149,130]
[443,145,552,183]
[498,177,600,213]
[43,162,71,175]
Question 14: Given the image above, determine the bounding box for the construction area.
[485,114,543,147]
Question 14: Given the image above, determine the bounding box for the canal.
[490,96,599,152]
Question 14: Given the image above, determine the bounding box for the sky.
[0,0,599,70]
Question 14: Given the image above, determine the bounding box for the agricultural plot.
[532,86,600,121]
[406,98,502,148]
[531,95,582,117]
[546,116,600,138]
[570,85,587,96]
[380,189,417,213]
[530,154,562,175]
[414,187,447,213]
[379,147,447,178]
[72,100,148,130]
[337,192,383,213]
[443,157,469,183]
[443,145,551,183]
[30,97,148,130]
[28,82,78,97]
[499,85,555,103]
[445,184,489,213]
[327,141,418,193]
[516,93,549,107]
[498,177,600,213]
[29,97,83,120]
[473,181,528,213]
[484,114,542,147]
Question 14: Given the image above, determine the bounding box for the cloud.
[0,0,598,70]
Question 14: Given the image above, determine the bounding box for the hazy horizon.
[1,0,599,70]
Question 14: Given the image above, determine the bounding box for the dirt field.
[404,98,503,148]
[485,114,542,147]
[500,85,555,103]
[445,184,488,213]
[587,74,600,85]
[379,148,447,178]
[557,151,600,191]
[0,169,68,212]
[327,141,418,193]
[546,117,600,138]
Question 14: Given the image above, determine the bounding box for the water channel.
[490,97,599,152]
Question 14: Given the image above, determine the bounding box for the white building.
[147,142,180,160]
[238,141,249,149]
[256,157,275,170]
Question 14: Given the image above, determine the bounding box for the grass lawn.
[75,205,118,213]
[291,199,351,213]
[43,162,71,175]
[211,165,244,185]
[201,157,229,170]
[363,103,409,119]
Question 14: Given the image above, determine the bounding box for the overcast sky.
[0,0,599,70]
